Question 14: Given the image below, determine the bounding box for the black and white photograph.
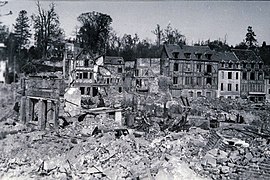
[0,0,270,179]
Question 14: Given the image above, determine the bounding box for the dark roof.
[216,52,239,62]
[104,56,124,65]
[232,49,262,62]
[164,44,215,60]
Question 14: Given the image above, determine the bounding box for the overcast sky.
[1,0,270,46]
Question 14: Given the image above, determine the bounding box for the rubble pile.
[0,117,210,180]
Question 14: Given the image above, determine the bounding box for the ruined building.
[161,44,219,98]
[217,52,241,99]
[232,49,265,102]
[134,58,160,93]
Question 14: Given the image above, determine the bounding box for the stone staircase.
[202,130,221,154]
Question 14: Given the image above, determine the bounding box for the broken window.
[84,59,89,67]
[173,63,179,71]
[118,67,123,73]
[206,77,212,85]
[197,92,202,97]
[80,87,85,95]
[173,77,178,84]
[206,65,212,73]
[119,87,122,93]
[250,72,255,80]
[92,87,98,97]
[83,72,88,79]
[258,72,263,80]
[189,91,193,97]
[228,84,232,91]
[86,87,91,95]
[221,83,224,91]
[243,72,247,80]
[228,72,232,79]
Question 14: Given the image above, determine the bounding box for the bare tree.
[32,1,63,58]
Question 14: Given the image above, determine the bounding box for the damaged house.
[134,58,160,93]
[232,49,265,102]
[68,48,125,107]
[161,44,219,98]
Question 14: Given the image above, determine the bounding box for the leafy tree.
[162,23,185,45]
[14,10,31,50]
[32,1,63,59]
[207,39,231,52]
[245,26,257,48]
[77,11,112,55]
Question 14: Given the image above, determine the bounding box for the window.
[206,65,212,73]
[197,92,202,97]
[258,72,263,80]
[86,87,91,95]
[186,64,191,71]
[107,78,110,84]
[228,63,233,68]
[79,73,83,79]
[173,77,178,84]
[84,59,89,67]
[221,62,225,67]
[196,53,202,59]
[236,72,239,79]
[135,69,139,76]
[228,84,232,91]
[173,63,179,71]
[197,77,202,86]
[268,89,270,94]
[206,78,212,85]
[197,64,202,72]
[221,71,224,79]
[118,67,123,73]
[205,54,212,60]
[89,73,93,79]
[243,72,247,80]
[185,77,192,85]
[250,72,255,80]
[80,87,85,94]
[184,53,191,59]
[247,63,251,68]
[259,63,263,69]
[119,87,122,93]
[221,83,224,91]
[236,84,239,91]
[189,91,193,97]
[173,52,179,59]
[242,63,246,68]
[228,72,232,79]
[251,63,255,68]
[83,72,88,79]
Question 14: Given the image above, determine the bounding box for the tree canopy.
[77,11,112,55]
[14,10,31,49]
